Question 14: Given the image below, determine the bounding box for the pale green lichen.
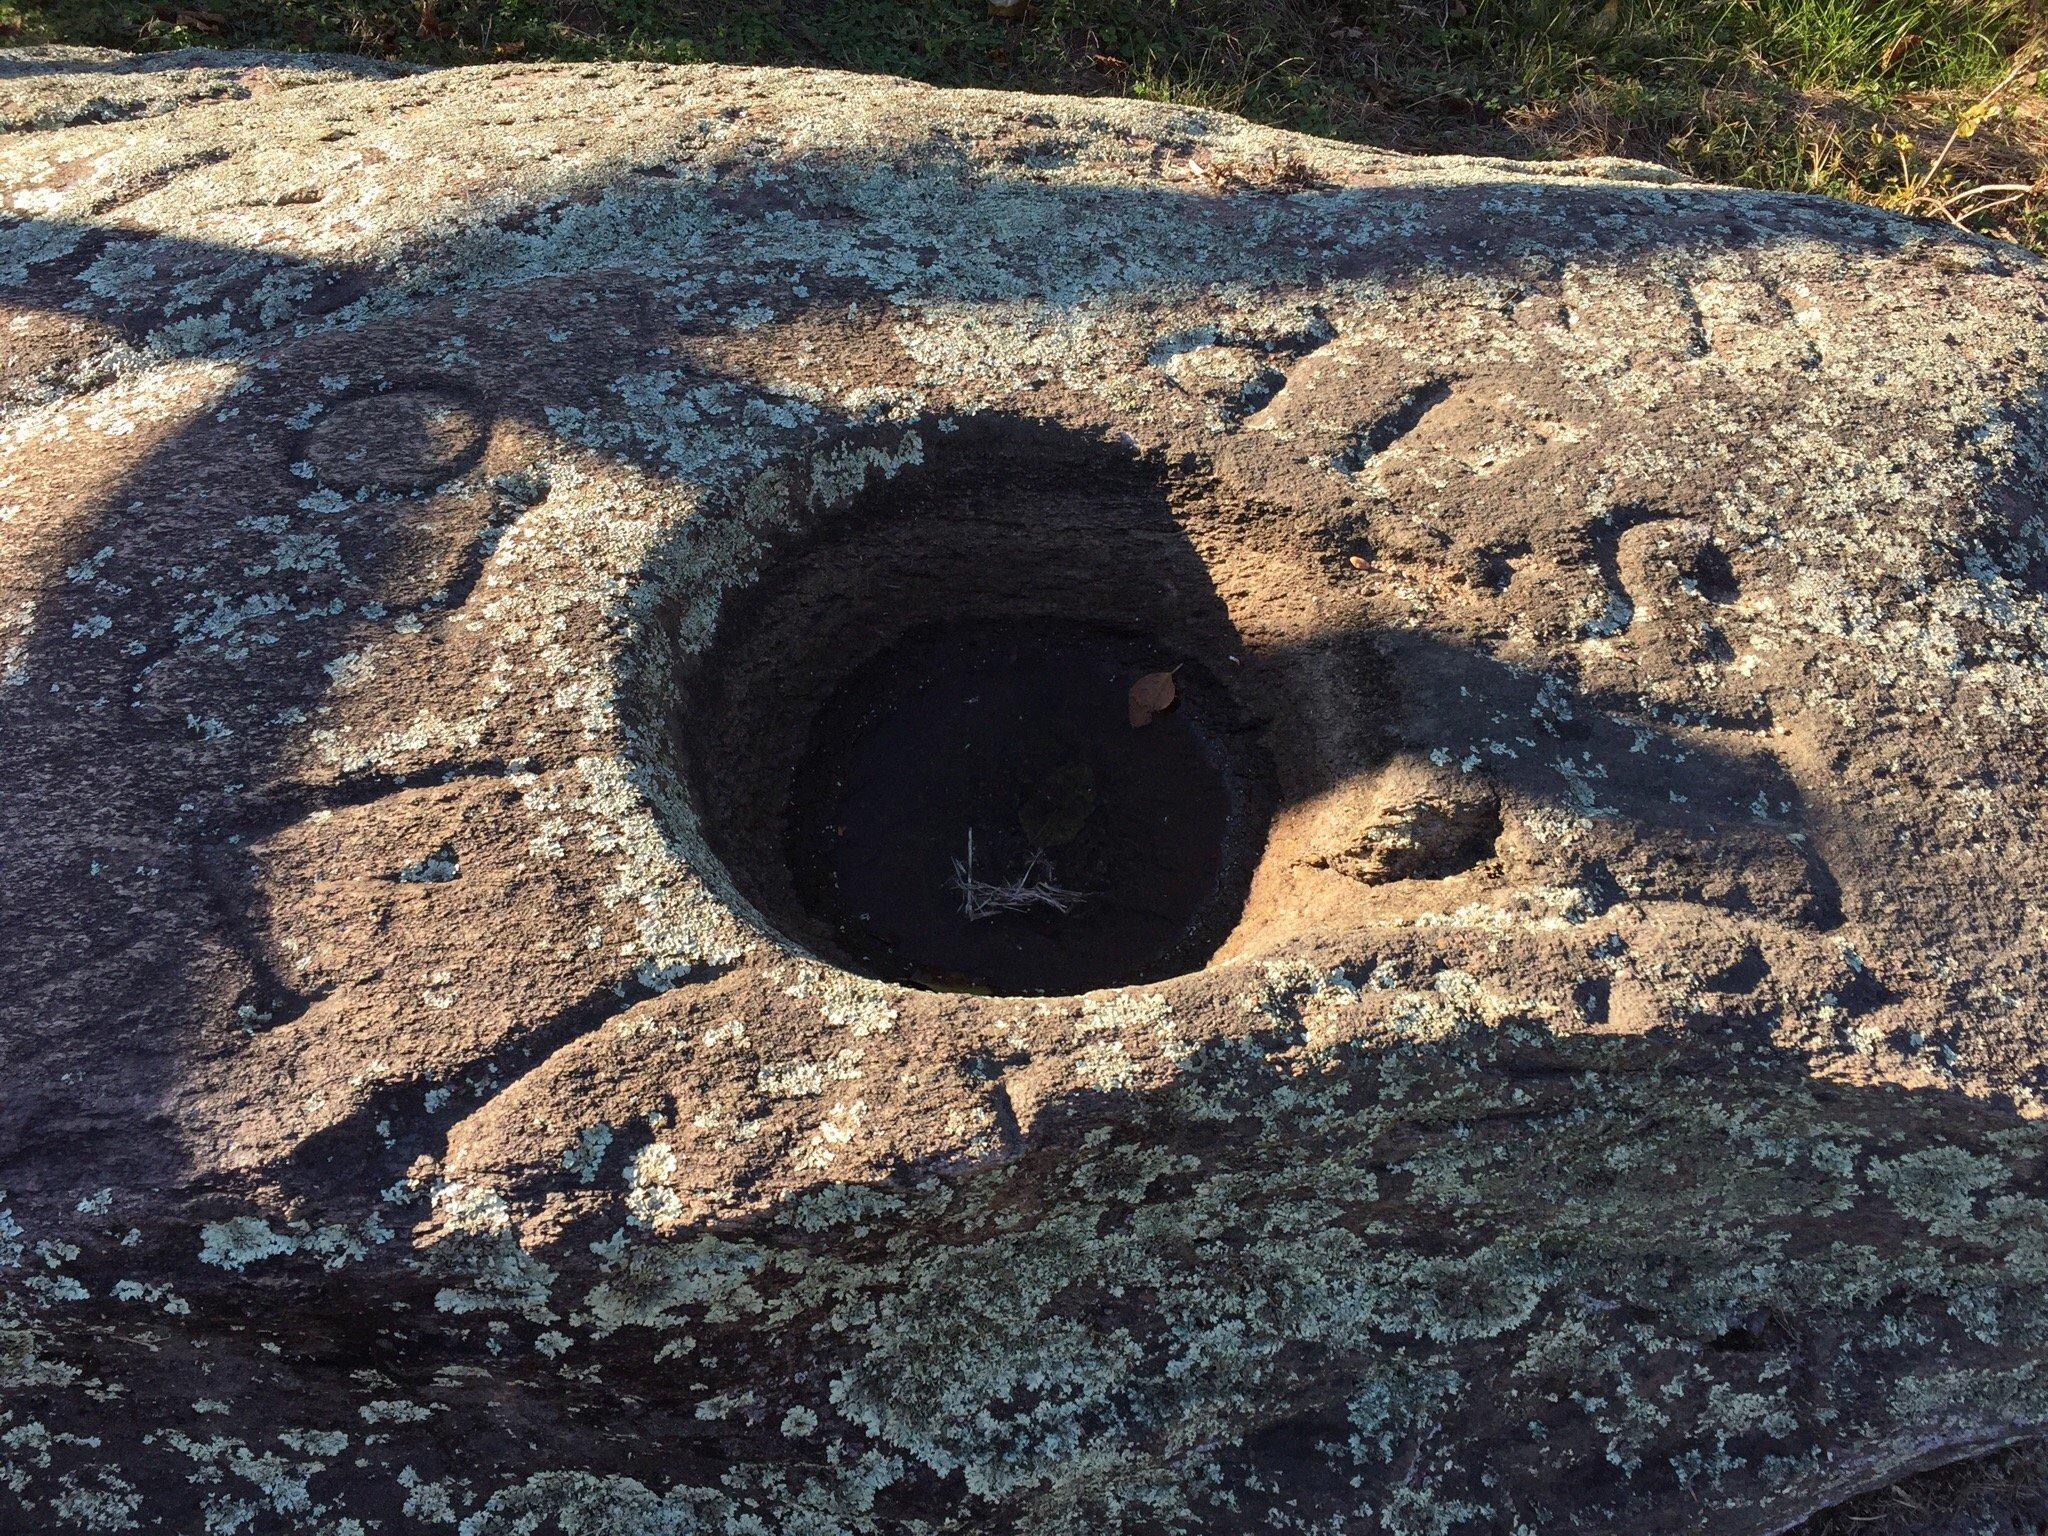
[3,43,2047,1536]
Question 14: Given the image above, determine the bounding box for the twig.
[1924,51,2035,189]
[1895,47,2044,233]
[952,830,1088,922]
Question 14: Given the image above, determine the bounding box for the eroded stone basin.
[6,45,2048,1536]
[788,621,1256,994]
[673,423,1273,994]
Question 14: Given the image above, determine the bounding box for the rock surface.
[3,43,2048,1536]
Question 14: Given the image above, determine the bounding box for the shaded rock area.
[2,42,2048,1536]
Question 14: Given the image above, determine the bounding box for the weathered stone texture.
[2,43,2047,1536]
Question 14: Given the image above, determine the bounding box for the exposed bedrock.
[2,44,2048,1536]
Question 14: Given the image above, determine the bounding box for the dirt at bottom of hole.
[1790,1438,2048,1536]
[786,619,1257,995]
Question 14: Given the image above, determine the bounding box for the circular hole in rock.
[671,422,1272,996]
[789,621,1240,994]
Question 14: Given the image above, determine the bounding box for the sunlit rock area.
[3,44,2047,1536]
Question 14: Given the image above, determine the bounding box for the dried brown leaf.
[1128,670,1178,727]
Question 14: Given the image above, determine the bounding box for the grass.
[952,832,1086,923]
[3,0,2045,247]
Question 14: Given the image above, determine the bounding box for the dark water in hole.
[786,621,1245,995]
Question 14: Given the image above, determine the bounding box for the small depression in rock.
[671,423,1272,996]
[789,621,1242,993]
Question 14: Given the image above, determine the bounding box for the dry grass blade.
[952,830,1088,921]
[1889,44,2046,234]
